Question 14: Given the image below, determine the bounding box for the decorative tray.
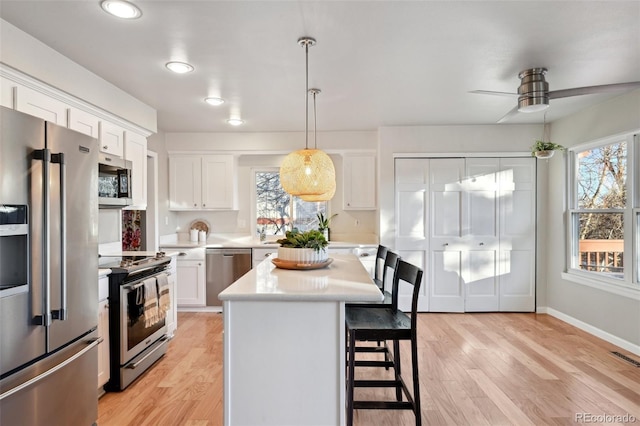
[189,219,210,235]
[271,258,333,270]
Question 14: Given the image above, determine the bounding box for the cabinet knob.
[479,242,485,246]
[103,145,108,150]
[194,203,197,207]
[203,204,206,207]
[443,243,449,246]
[265,253,270,257]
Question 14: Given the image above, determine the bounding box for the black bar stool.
[345,259,423,426]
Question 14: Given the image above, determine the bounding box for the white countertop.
[218,253,383,302]
[159,237,376,250]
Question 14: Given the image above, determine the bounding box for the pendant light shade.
[280,37,336,197]
[281,149,335,196]
[299,178,336,201]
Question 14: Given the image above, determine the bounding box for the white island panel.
[219,254,381,426]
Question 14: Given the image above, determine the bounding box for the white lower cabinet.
[97,276,110,393]
[177,260,205,306]
[252,247,277,268]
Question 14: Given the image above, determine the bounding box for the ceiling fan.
[471,68,640,123]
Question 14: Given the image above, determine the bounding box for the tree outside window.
[573,141,626,277]
[255,171,327,237]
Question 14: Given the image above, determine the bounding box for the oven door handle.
[122,272,171,291]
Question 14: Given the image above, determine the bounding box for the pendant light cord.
[305,42,309,150]
[313,90,317,149]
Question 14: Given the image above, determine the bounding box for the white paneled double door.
[395,157,535,312]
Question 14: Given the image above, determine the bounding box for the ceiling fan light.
[518,96,549,113]
[280,149,336,196]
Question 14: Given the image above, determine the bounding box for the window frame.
[565,132,639,290]
[251,167,329,240]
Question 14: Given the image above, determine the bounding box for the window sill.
[561,271,640,301]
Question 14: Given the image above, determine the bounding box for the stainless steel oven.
[102,254,171,391]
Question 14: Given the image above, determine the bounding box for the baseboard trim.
[540,306,640,356]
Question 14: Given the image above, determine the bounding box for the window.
[254,169,327,237]
[568,134,638,286]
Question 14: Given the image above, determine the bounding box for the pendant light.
[300,89,335,202]
[280,37,336,197]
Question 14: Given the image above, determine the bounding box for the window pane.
[255,171,327,236]
[576,212,624,277]
[256,172,290,235]
[577,142,626,209]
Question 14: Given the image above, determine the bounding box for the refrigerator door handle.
[51,152,67,321]
[31,149,52,327]
[0,337,101,402]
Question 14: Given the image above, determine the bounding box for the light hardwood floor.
[98,312,640,425]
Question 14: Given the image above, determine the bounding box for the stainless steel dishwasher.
[205,248,252,306]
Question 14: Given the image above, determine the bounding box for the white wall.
[147,130,177,236]
[546,90,640,350]
[165,131,378,242]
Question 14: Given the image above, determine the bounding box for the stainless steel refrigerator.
[0,106,99,425]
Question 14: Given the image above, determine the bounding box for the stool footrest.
[353,360,394,368]
[354,379,401,388]
[353,346,388,353]
[353,401,414,410]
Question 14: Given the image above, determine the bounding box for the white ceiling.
[1,1,639,133]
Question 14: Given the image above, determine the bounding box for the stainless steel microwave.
[98,153,132,208]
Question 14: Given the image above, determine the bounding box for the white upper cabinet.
[15,86,67,126]
[202,155,236,209]
[124,131,147,209]
[169,154,237,210]
[169,155,202,210]
[99,121,124,157]
[343,153,376,210]
[68,107,100,138]
[1,76,15,108]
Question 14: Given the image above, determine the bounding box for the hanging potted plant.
[531,140,565,159]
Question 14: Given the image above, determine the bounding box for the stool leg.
[393,339,402,401]
[347,331,356,426]
[411,334,422,426]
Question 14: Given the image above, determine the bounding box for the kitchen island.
[218,253,383,426]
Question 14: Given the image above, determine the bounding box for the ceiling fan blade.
[496,105,519,123]
[549,81,640,99]
[470,90,518,98]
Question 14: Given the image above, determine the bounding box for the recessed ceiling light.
[227,118,244,126]
[165,62,194,74]
[100,0,142,19]
[205,97,225,106]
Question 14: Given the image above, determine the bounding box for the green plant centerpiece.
[276,229,329,264]
[531,140,565,159]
